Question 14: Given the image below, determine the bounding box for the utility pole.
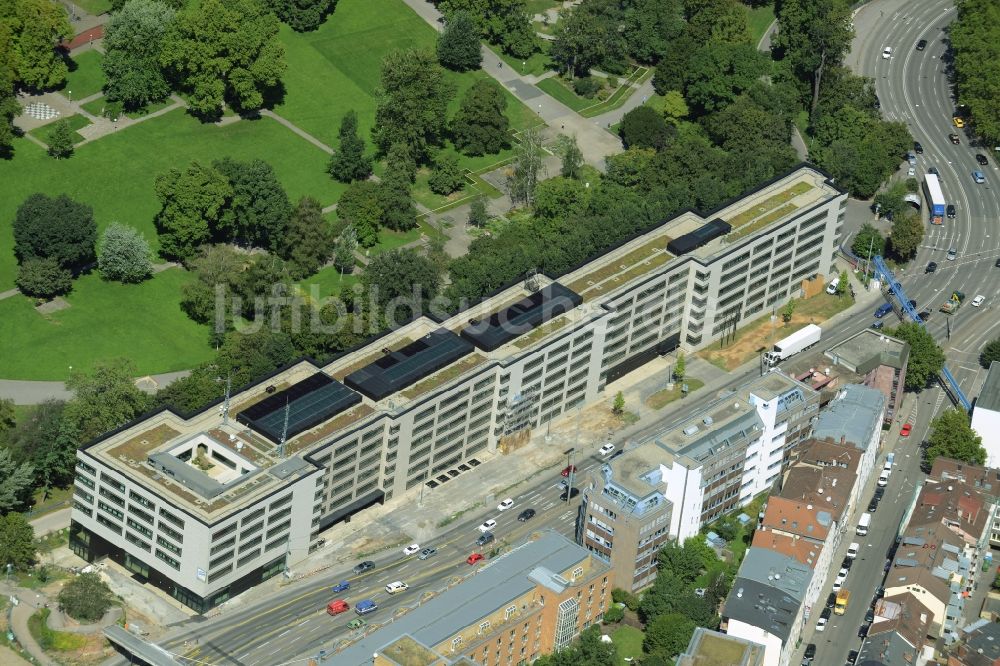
[564,448,575,503]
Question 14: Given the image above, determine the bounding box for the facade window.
[242,508,265,524]
[237,550,260,568]
[129,504,154,525]
[505,605,517,620]
[124,531,151,552]
[266,521,291,540]
[77,460,96,476]
[98,487,125,507]
[96,514,122,534]
[156,536,182,556]
[100,472,125,493]
[159,522,183,543]
[212,523,237,542]
[126,518,153,539]
[211,537,236,555]
[269,507,292,524]
[159,508,185,530]
[155,549,180,570]
[480,621,491,633]
[129,490,154,509]
[210,551,234,569]
[208,565,232,582]
[98,500,124,521]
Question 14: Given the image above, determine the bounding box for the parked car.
[847,542,860,559]
[478,519,497,532]
[353,561,375,574]
[841,557,853,570]
[918,309,932,322]
[402,543,420,556]
[418,547,437,560]
[816,615,828,632]
[914,141,923,153]
[954,116,966,128]
[906,152,917,166]
[847,649,859,665]
[865,609,875,623]
[947,204,956,218]
[826,592,837,609]
[916,39,927,50]
[330,581,350,593]
[874,486,885,500]
[599,443,616,456]
[497,498,514,512]
[517,508,536,522]
[976,153,989,166]
[900,423,912,437]
[476,532,495,547]
[858,623,871,638]
[467,552,484,565]
[868,498,879,513]
[950,133,961,144]
[996,257,1000,268]
[973,170,986,184]
[561,465,578,477]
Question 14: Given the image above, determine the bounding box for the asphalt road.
[150,461,601,666]
[852,0,1000,403]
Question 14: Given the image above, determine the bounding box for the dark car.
[805,644,817,659]
[352,561,375,574]
[876,586,885,598]
[947,204,956,218]
[916,39,927,50]
[331,580,351,593]
[870,321,884,330]
[874,95,881,109]
[868,498,879,512]
[858,623,870,638]
[517,508,536,522]
[826,592,837,609]
[976,153,989,166]
[847,650,859,665]
[926,261,937,273]
[874,486,885,500]
[820,607,832,620]
[996,257,1000,268]
[559,487,581,501]
[884,558,892,572]
[949,133,961,144]
[476,532,495,547]
[841,557,853,570]
[865,608,875,623]
[918,309,932,322]
[928,166,940,177]
[907,299,917,309]
[914,140,923,153]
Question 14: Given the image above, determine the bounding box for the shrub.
[603,604,624,623]
[573,76,602,99]
[58,572,116,622]
[611,587,640,610]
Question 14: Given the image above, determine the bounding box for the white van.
[878,470,890,487]
[846,542,860,559]
[826,277,840,295]
[857,512,872,536]
[385,581,408,594]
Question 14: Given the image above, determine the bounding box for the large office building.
[971,361,1000,468]
[70,167,846,611]
[340,531,610,666]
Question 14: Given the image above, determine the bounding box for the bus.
[923,173,946,225]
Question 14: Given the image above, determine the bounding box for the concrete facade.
[971,362,1000,468]
[824,329,909,425]
[69,167,846,611]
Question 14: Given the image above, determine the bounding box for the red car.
[900,423,912,437]
[560,465,578,477]
[467,553,484,565]
[326,599,349,615]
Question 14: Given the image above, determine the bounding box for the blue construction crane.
[871,256,971,412]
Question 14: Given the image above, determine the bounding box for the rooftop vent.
[683,425,700,436]
[703,416,714,426]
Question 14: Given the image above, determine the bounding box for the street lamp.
[68,90,72,102]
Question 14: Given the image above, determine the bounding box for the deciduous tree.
[428,152,465,195]
[333,225,357,274]
[16,258,72,298]
[98,223,153,283]
[102,0,176,110]
[0,449,34,514]
[439,0,535,59]
[153,161,232,260]
[533,177,588,221]
[361,248,441,326]
[506,127,544,205]
[684,42,767,115]
[450,79,509,156]
[0,58,20,157]
[64,358,151,443]
[336,181,382,248]
[372,49,452,161]
[885,322,945,390]
[46,119,74,158]
[160,0,285,117]
[280,197,334,279]
[981,338,1000,369]
[622,0,685,64]
[468,195,488,227]
[0,512,35,570]
[944,0,1000,146]
[328,110,372,183]
[266,0,335,32]
[644,613,697,659]
[619,106,673,150]
[852,222,885,259]
[13,193,96,272]
[554,133,583,179]
[58,573,116,622]
[180,243,245,324]
[550,0,628,77]
[687,0,752,46]
[0,0,72,89]
[4,400,76,493]
[888,210,923,260]
[925,408,985,467]
[436,10,481,71]
[214,158,291,250]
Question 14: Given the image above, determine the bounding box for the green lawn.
[524,0,560,16]
[0,269,214,380]
[28,113,91,145]
[0,109,344,289]
[365,226,422,256]
[72,0,113,15]
[536,76,593,112]
[747,3,776,47]
[274,0,538,173]
[297,264,360,302]
[611,625,645,663]
[488,42,552,77]
[63,50,106,99]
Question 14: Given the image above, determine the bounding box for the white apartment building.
[971,361,1000,467]
[70,167,847,611]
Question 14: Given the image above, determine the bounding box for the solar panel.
[667,219,731,255]
[344,329,474,401]
[460,283,582,351]
[238,373,361,442]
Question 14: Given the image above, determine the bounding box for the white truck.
[856,512,872,536]
[763,324,822,367]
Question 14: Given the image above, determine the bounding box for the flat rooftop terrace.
[605,442,669,499]
[824,329,909,373]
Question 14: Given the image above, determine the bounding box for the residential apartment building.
[678,627,766,666]
[856,592,935,666]
[810,383,887,509]
[948,618,1000,666]
[971,361,1000,468]
[929,458,1000,548]
[576,445,673,592]
[70,167,846,611]
[335,531,610,666]
[825,329,909,424]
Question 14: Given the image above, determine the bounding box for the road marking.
[278,630,290,638]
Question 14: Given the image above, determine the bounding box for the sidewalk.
[6,587,58,666]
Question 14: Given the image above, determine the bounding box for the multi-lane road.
[152,461,601,665]
[854,0,1000,400]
